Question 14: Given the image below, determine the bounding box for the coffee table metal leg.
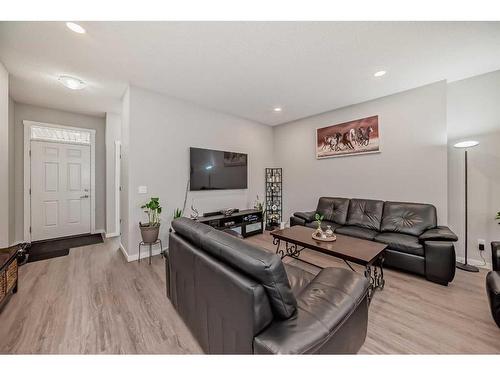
[376,255,385,290]
[365,256,385,302]
[286,242,302,258]
[274,237,285,258]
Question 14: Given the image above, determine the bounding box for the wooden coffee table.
[271,226,387,299]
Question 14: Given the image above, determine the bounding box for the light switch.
[138,186,148,194]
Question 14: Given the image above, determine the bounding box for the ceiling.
[1,21,500,125]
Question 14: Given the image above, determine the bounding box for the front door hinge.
[29,226,32,233]
[29,188,31,195]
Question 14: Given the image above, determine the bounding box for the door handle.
[80,195,89,199]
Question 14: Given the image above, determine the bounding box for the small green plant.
[314,213,324,229]
[173,208,183,219]
[496,211,500,223]
[141,197,162,226]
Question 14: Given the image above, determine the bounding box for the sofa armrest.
[492,242,500,272]
[424,241,456,285]
[253,268,368,354]
[164,248,170,299]
[419,226,458,242]
[293,211,316,223]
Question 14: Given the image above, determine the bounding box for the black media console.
[195,209,263,238]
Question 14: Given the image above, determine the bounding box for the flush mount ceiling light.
[453,140,479,148]
[374,70,387,77]
[273,107,283,112]
[58,75,86,90]
[66,22,86,34]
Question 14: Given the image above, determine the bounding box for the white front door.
[31,140,91,241]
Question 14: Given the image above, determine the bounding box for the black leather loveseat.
[166,217,369,354]
[486,242,500,328]
[291,197,458,285]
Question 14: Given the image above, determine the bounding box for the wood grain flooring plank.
[0,232,499,354]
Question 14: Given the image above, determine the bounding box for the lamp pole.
[454,141,479,272]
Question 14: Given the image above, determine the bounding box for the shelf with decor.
[265,168,282,230]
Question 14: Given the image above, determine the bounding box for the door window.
[31,125,91,145]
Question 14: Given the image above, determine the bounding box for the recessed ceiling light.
[58,75,86,90]
[453,140,479,148]
[374,70,387,77]
[66,22,86,34]
[273,107,282,112]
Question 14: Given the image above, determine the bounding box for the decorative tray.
[312,233,337,242]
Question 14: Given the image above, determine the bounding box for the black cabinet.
[196,209,263,238]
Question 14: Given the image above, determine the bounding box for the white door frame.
[23,120,96,243]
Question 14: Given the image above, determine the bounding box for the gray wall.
[120,85,274,258]
[273,81,449,224]
[447,70,500,267]
[13,103,106,241]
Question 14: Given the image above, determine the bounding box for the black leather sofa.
[290,197,458,285]
[486,242,500,328]
[166,217,369,354]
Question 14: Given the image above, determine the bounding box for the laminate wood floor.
[1,233,499,354]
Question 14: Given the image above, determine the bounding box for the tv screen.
[190,147,248,191]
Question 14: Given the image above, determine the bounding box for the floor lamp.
[454,140,480,272]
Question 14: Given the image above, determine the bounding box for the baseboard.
[119,242,129,261]
[105,232,120,238]
[119,242,165,262]
[456,256,491,270]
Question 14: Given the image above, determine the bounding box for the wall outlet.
[138,185,148,194]
[478,239,485,251]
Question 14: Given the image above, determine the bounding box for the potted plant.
[139,197,162,243]
[496,211,500,224]
[174,208,183,219]
[314,213,324,236]
[169,208,183,234]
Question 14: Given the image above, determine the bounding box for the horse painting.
[316,115,379,158]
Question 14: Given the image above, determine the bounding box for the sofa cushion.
[305,220,342,231]
[253,267,369,354]
[345,199,384,231]
[316,197,350,225]
[374,232,424,256]
[381,201,437,236]
[335,225,378,240]
[200,225,297,319]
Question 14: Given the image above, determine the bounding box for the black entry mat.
[27,233,104,263]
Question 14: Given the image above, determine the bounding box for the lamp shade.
[453,140,479,148]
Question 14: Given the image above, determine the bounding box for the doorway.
[23,121,96,242]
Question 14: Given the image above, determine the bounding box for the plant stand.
[138,239,163,265]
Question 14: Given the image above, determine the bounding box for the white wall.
[120,88,130,252]
[105,112,121,236]
[13,103,107,241]
[120,85,274,258]
[0,62,9,247]
[447,70,500,267]
[274,81,449,224]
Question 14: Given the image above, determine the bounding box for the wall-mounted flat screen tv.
[190,147,248,191]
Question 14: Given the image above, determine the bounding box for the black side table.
[138,239,163,265]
